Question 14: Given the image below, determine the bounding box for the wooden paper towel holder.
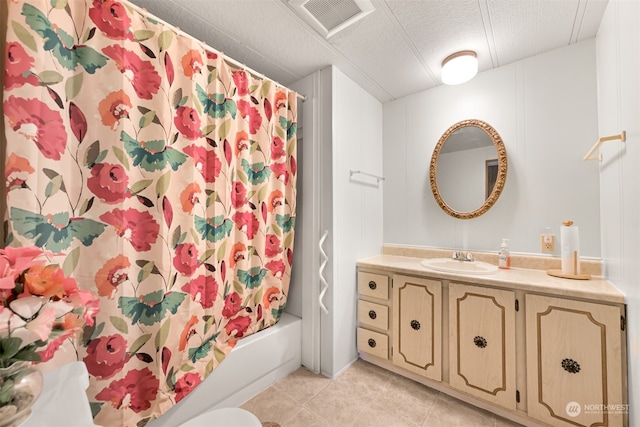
[547,250,591,280]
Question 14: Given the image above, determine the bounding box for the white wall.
[324,66,384,376]
[383,40,601,256]
[596,0,640,423]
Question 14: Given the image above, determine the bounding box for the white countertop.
[357,254,625,304]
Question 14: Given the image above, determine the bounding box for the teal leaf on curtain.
[118,290,186,326]
[10,207,107,252]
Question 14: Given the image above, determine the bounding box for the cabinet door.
[392,275,442,381]
[449,283,516,410]
[526,294,625,427]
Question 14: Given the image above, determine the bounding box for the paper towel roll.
[561,221,580,275]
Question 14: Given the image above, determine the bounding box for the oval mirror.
[429,119,507,219]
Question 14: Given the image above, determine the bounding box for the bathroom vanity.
[356,250,627,427]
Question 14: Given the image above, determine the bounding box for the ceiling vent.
[290,0,374,38]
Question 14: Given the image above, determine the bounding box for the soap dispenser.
[498,239,511,269]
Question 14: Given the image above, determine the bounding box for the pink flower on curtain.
[265,259,285,279]
[94,255,130,299]
[3,96,67,160]
[183,145,221,183]
[179,183,200,213]
[181,275,218,309]
[270,136,285,160]
[222,292,242,317]
[230,181,247,208]
[5,42,38,90]
[174,373,202,403]
[87,163,132,203]
[224,315,251,338]
[174,106,202,140]
[270,162,289,184]
[262,286,281,309]
[232,70,249,96]
[233,211,259,239]
[5,153,34,192]
[181,50,203,77]
[89,0,133,40]
[84,334,131,379]
[100,208,160,252]
[237,100,262,134]
[95,368,159,413]
[228,243,246,268]
[267,190,284,213]
[102,45,161,100]
[265,234,282,258]
[234,130,249,155]
[179,315,198,351]
[99,90,132,129]
[173,243,199,275]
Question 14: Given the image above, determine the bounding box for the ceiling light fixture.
[441,50,478,85]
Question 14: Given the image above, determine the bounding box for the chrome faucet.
[452,251,474,262]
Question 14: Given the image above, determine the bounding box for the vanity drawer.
[357,327,389,360]
[358,272,389,300]
[358,300,389,330]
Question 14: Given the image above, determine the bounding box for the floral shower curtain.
[2,0,298,425]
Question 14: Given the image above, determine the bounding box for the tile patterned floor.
[241,359,524,427]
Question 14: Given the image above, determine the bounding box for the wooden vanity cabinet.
[525,294,626,427]
[448,283,517,410]
[356,271,391,360]
[392,275,442,382]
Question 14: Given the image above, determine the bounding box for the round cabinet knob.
[410,320,421,330]
[473,336,488,348]
[368,338,376,348]
[368,281,377,290]
[561,358,581,374]
[368,310,377,320]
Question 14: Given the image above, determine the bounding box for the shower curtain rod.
[125,0,306,101]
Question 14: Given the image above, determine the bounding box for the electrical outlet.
[541,234,555,253]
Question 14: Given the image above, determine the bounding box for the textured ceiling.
[128,0,608,103]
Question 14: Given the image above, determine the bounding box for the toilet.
[180,407,262,427]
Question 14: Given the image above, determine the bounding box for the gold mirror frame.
[429,119,508,219]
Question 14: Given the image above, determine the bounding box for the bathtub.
[148,313,302,427]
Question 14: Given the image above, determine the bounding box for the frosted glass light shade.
[441,51,478,85]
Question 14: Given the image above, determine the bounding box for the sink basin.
[420,258,499,275]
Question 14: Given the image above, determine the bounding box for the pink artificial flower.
[0,246,48,291]
[65,289,100,327]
